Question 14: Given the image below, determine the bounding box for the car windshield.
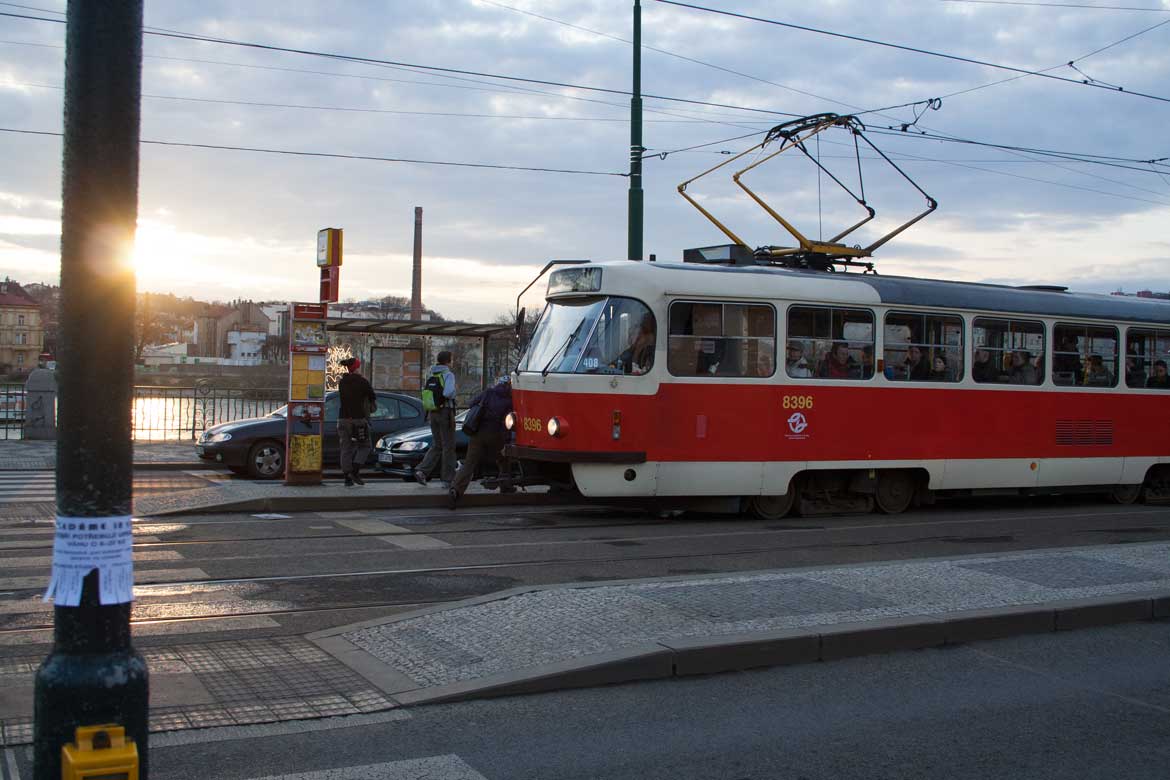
[519,296,655,375]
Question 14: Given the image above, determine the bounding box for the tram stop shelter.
[325,317,516,402]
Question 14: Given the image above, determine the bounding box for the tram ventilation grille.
[1055,419,1113,446]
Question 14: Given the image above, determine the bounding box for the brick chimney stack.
[411,206,423,320]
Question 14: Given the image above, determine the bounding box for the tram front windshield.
[520,296,656,375]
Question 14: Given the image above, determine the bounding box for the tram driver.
[619,314,656,376]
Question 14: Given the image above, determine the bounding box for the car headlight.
[396,441,429,452]
[206,432,232,443]
[505,412,516,431]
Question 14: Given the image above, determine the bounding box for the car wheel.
[247,440,285,480]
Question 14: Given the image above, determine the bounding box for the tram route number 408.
[782,395,814,410]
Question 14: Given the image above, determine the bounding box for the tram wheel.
[875,471,915,515]
[748,492,795,521]
[1108,484,1143,505]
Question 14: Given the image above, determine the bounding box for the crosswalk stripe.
[0,550,183,569]
[242,757,489,780]
[0,567,208,590]
[0,614,281,647]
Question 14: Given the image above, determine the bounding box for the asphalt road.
[2,494,1170,654]
[7,620,1163,780]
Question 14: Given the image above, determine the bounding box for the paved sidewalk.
[3,540,1167,745]
[0,440,200,471]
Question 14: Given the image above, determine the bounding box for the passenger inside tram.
[1148,360,1170,389]
[786,341,812,378]
[817,342,856,379]
[1084,354,1113,386]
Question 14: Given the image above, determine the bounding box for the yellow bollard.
[60,725,138,780]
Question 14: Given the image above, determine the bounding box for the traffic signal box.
[61,725,138,780]
[286,302,329,485]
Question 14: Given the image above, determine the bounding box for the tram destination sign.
[548,266,602,296]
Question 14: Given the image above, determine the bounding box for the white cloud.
[0,0,1165,321]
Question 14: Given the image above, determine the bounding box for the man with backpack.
[448,376,513,509]
[415,350,457,486]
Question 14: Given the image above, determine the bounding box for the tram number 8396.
[782,395,814,410]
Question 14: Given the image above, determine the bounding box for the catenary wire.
[0,127,629,176]
[939,0,1170,12]
[6,80,743,124]
[0,40,771,132]
[0,11,802,120]
[654,0,1170,103]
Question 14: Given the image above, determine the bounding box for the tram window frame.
[1052,323,1119,388]
[971,317,1046,386]
[666,300,776,378]
[1125,327,1170,389]
[883,311,964,383]
[786,305,875,381]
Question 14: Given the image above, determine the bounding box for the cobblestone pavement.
[0,440,200,470]
[339,541,1170,689]
[0,637,396,746]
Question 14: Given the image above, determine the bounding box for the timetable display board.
[285,302,328,485]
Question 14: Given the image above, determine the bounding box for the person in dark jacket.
[449,378,513,508]
[337,356,376,487]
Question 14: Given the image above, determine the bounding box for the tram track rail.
[4,516,1169,598]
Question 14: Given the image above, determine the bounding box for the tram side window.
[972,318,1045,385]
[1053,323,1118,387]
[667,301,775,377]
[787,306,875,380]
[1126,328,1170,389]
[883,311,963,382]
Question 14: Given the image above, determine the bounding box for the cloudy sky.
[1,0,1168,322]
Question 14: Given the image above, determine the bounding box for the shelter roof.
[325,318,513,339]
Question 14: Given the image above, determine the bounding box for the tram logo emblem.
[787,412,808,435]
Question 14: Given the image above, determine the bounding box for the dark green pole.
[627,0,644,261]
[34,2,147,779]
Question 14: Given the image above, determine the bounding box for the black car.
[375,409,471,479]
[196,391,425,478]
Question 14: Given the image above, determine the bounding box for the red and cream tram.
[506,257,1170,518]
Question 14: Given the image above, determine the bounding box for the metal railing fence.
[0,384,287,441]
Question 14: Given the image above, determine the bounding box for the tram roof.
[619,261,1170,326]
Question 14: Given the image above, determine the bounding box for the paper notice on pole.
[43,515,134,606]
[308,355,326,371]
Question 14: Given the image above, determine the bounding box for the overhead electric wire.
[0,127,628,177]
[0,40,769,132]
[940,0,1170,12]
[478,0,870,114]
[0,11,802,120]
[6,80,740,124]
[655,0,1170,104]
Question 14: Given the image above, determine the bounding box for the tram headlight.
[547,416,567,438]
[505,412,516,431]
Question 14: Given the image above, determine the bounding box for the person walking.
[337,356,376,487]
[449,377,513,509]
[415,350,458,486]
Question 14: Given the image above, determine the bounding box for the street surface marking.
[4,747,21,780]
[0,567,208,590]
[0,550,182,568]
[335,518,451,549]
[0,473,54,505]
[242,756,487,780]
[0,614,280,646]
[150,709,410,747]
[375,533,451,550]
